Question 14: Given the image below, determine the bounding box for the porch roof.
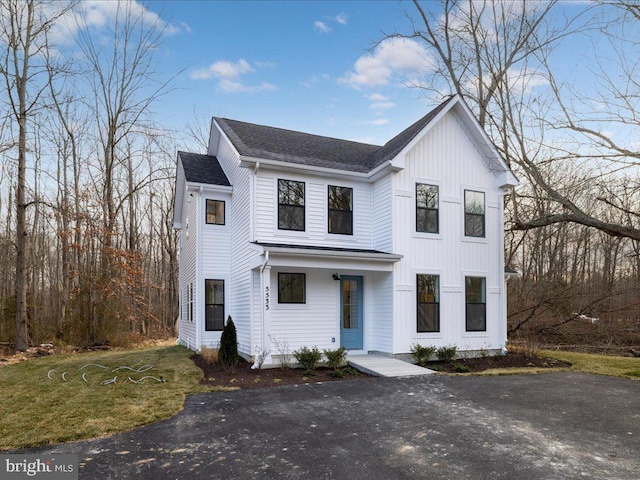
[252,242,403,271]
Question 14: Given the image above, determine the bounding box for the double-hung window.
[417,274,440,332]
[328,185,353,235]
[278,273,306,304]
[278,179,305,231]
[464,190,485,237]
[465,276,486,331]
[416,184,439,233]
[206,199,225,225]
[205,279,224,331]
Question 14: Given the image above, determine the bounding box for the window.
[186,283,194,322]
[465,276,486,331]
[205,279,224,331]
[417,274,440,332]
[278,273,306,304]
[278,179,305,231]
[416,184,439,233]
[464,190,485,237]
[328,185,353,235]
[206,200,225,225]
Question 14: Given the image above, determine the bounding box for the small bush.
[436,345,457,362]
[293,346,322,374]
[324,346,347,370]
[329,369,346,378]
[219,316,239,369]
[200,346,219,365]
[453,363,471,373]
[410,344,436,366]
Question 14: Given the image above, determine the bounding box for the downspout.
[256,250,269,368]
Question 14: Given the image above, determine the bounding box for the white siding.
[213,135,254,356]
[371,271,393,353]
[392,109,507,354]
[200,193,232,349]
[177,183,198,349]
[268,269,339,353]
[372,175,393,252]
[254,171,374,249]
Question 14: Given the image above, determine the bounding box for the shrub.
[219,316,238,369]
[453,363,471,373]
[293,346,322,374]
[410,344,436,366]
[200,346,219,365]
[324,346,347,371]
[269,335,292,369]
[436,345,457,362]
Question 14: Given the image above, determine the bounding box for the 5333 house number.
[265,286,270,310]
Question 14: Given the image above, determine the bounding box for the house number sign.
[265,286,270,310]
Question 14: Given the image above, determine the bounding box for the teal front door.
[340,276,363,350]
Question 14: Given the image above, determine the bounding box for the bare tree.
[0,0,73,351]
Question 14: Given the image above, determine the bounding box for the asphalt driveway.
[21,372,640,479]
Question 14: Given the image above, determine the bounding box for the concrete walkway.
[348,354,435,377]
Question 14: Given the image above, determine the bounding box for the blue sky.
[76,0,598,152]
[147,1,454,147]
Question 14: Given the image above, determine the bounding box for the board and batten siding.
[254,171,374,250]
[212,134,254,356]
[372,175,393,253]
[370,271,393,353]
[392,109,507,354]
[178,177,198,350]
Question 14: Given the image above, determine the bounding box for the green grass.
[542,350,640,380]
[0,344,229,450]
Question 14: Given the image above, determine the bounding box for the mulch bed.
[192,352,571,390]
[425,352,571,373]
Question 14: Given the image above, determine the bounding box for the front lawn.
[0,343,229,450]
[542,350,640,379]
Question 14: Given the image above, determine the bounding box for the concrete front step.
[348,354,436,377]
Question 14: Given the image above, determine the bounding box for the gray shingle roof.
[215,95,456,174]
[178,151,231,186]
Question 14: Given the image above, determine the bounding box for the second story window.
[278,179,305,231]
[206,199,225,225]
[464,190,485,237]
[416,183,438,233]
[328,185,353,235]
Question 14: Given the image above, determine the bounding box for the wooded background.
[1,1,639,352]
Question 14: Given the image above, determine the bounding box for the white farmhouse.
[172,94,518,364]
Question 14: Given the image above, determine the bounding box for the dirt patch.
[192,355,371,390]
[192,352,571,389]
[425,352,571,373]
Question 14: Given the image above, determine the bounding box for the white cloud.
[340,37,434,90]
[49,1,183,46]
[314,21,331,33]
[363,118,390,126]
[506,67,549,94]
[335,13,348,25]
[366,93,388,102]
[254,60,276,69]
[218,80,277,94]
[190,58,277,94]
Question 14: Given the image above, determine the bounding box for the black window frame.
[278,179,305,231]
[278,273,306,304]
[328,185,353,235]
[464,190,485,238]
[205,279,225,331]
[416,183,439,234]
[205,199,225,225]
[465,276,486,332]
[417,274,440,332]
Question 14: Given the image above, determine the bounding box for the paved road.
[21,372,640,479]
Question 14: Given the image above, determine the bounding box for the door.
[340,276,363,349]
